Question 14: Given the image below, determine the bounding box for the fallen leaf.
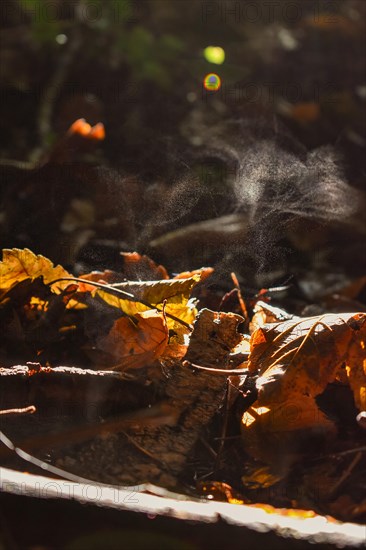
[242,313,366,460]
[120,252,169,280]
[250,300,295,334]
[183,308,245,368]
[97,276,201,337]
[242,397,336,462]
[98,309,168,369]
[0,248,72,296]
[173,267,214,282]
[248,313,366,404]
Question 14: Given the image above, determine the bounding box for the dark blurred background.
[0,0,365,293]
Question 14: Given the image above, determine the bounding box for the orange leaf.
[98,310,168,369]
[68,118,91,136]
[120,252,169,280]
[173,267,214,282]
[242,313,366,461]
[248,313,366,404]
[89,122,105,141]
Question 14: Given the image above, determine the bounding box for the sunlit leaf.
[248,313,366,404]
[242,313,366,460]
[98,309,168,369]
[97,276,201,336]
[0,248,72,295]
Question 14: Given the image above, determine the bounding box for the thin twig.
[182,360,249,375]
[0,406,36,416]
[231,272,248,320]
[0,430,103,485]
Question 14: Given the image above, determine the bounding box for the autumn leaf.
[97,309,168,370]
[120,251,169,280]
[249,300,296,333]
[173,267,214,282]
[0,248,72,296]
[97,276,202,336]
[242,313,366,460]
[242,397,337,462]
[248,313,366,403]
[78,265,212,361]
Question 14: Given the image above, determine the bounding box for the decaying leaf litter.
[0,247,365,524]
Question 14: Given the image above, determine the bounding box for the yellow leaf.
[0,248,72,295]
[97,276,201,336]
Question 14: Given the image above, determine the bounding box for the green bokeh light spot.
[204,46,225,65]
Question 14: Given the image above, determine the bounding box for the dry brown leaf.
[183,308,245,368]
[248,313,366,405]
[120,252,169,280]
[242,313,366,460]
[173,267,214,282]
[249,300,295,334]
[97,310,168,370]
